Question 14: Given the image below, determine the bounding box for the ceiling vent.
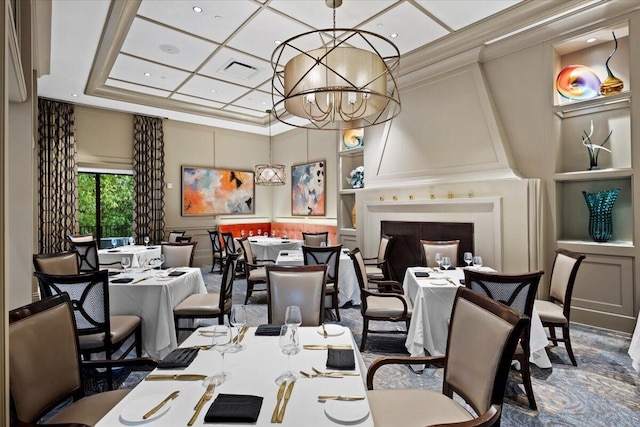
[219,59,260,80]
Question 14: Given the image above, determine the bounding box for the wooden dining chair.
[67,233,95,243]
[302,244,342,321]
[302,231,329,246]
[266,264,328,326]
[208,230,226,273]
[366,287,528,427]
[167,230,186,243]
[69,239,100,272]
[464,269,544,410]
[162,242,198,268]
[364,234,394,280]
[420,239,460,267]
[9,293,156,426]
[238,237,275,304]
[32,251,80,276]
[534,248,585,366]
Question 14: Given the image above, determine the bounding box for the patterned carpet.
[195,267,640,427]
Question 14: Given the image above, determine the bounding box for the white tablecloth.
[404,267,552,368]
[629,314,640,371]
[109,267,206,359]
[96,327,373,427]
[99,245,161,268]
[247,236,303,261]
[276,249,361,306]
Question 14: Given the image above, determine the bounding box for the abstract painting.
[181,166,254,216]
[291,160,325,216]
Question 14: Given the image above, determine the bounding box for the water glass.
[144,236,150,246]
[275,324,300,385]
[249,230,253,237]
[121,256,131,277]
[473,256,483,269]
[271,230,276,238]
[111,238,118,249]
[441,256,452,270]
[229,305,248,352]
[434,252,443,269]
[241,230,246,237]
[129,236,135,246]
[284,305,302,327]
[463,252,473,267]
[257,228,262,236]
[210,325,232,384]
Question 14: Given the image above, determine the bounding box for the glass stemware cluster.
[276,306,302,385]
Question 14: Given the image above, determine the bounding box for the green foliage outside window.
[78,172,133,238]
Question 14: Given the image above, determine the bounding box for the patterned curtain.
[133,115,165,244]
[37,98,77,253]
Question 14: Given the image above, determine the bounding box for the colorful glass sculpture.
[556,65,601,100]
[582,189,620,242]
[342,128,364,150]
[599,32,624,96]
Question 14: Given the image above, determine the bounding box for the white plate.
[324,399,370,424]
[429,279,449,286]
[317,324,345,336]
[120,394,173,423]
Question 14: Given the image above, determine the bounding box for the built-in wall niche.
[555,176,633,245]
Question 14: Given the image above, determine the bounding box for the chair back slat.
[69,240,100,272]
[220,254,239,310]
[302,244,342,284]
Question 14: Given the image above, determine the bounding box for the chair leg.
[360,318,369,351]
[333,293,341,321]
[136,325,143,357]
[519,356,537,410]
[563,326,577,366]
[244,282,253,305]
[549,326,558,346]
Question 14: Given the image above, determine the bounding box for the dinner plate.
[317,324,345,336]
[324,399,369,424]
[429,279,449,286]
[119,394,172,424]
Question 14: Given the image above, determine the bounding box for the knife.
[277,381,295,423]
[317,395,365,402]
[312,367,359,377]
[271,381,287,423]
[238,325,249,342]
[145,374,207,381]
[142,390,179,419]
[303,344,352,350]
[321,323,328,338]
[131,277,146,284]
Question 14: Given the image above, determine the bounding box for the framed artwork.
[181,166,255,216]
[291,160,326,216]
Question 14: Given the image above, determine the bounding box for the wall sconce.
[448,192,453,199]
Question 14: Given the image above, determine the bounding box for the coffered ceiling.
[38,0,590,134]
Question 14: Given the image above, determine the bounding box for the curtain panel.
[37,98,77,253]
[133,115,165,244]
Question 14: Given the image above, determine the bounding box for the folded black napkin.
[459,279,465,285]
[414,271,430,278]
[157,347,199,369]
[326,348,355,370]
[168,270,187,276]
[107,249,120,253]
[249,240,258,243]
[205,394,263,423]
[440,266,456,271]
[281,240,290,243]
[255,324,282,336]
[107,271,120,276]
[111,277,133,283]
[280,252,289,256]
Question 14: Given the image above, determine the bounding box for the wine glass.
[249,230,253,237]
[271,230,276,238]
[257,228,262,236]
[434,252,443,270]
[473,256,483,269]
[144,236,150,246]
[275,324,300,385]
[111,238,118,249]
[441,256,452,271]
[464,252,473,267]
[155,254,165,270]
[283,232,288,239]
[129,236,135,246]
[121,256,131,277]
[284,306,302,327]
[241,230,246,238]
[229,305,247,352]
[210,325,233,384]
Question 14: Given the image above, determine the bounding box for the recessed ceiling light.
[214,15,223,20]
[144,72,151,77]
[71,93,79,97]
[192,6,202,13]
[586,37,597,43]
[390,33,398,38]
[160,44,180,54]
[211,89,216,93]
[274,40,282,45]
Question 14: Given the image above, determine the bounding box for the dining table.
[95,326,373,426]
[245,236,303,261]
[276,249,361,306]
[629,314,640,371]
[99,244,161,268]
[109,267,207,359]
[403,266,552,369]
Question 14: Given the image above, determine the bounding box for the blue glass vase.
[582,189,620,242]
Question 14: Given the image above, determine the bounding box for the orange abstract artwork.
[181,166,254,216]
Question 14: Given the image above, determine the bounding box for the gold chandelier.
[254,110,286,186]
[271,0,401,130]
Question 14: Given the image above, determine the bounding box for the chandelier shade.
[271,1,400,130]
[255,110,286,186]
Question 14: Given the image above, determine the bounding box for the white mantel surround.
[363,197,503,271]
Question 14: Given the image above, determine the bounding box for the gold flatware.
[322,323,328,338]
[190,345,213,350]
[194,380,216,410]
[145,374,207,381]
[199,330,227,336]
[317,395,365,402]
[142,390,179,419]
[303,344,352,350]
[271,381,287,423]
[131,277,146,284]
[277,381,295,423]
[188,393,212,426]
[299,371,314,378]
[239,325,249,342]
[446,278,459,286]
[309,368,343,378]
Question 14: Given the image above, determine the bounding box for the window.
[78,169,134,248]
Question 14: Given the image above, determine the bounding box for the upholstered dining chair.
[266,264,328,326]
[222,231,244,276]
[174,253,239,340]
[162,242,198,268]
[420,239,460,267]
[168,230,186,242]
[208,229,226,273]
[67,233,95,243]
[33,251,80,275]
[302,244,343,320]
[534,248,586,366]
[33,270,142,389]
[176,235,193,242]
[364,234,394,280]
[349,248,413,351]
[302,231,329,246]
[238,236,275,304]
[9,293,156,426]
[69,239,100,272]
[464,269,544,410]
[366,287,528,427]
